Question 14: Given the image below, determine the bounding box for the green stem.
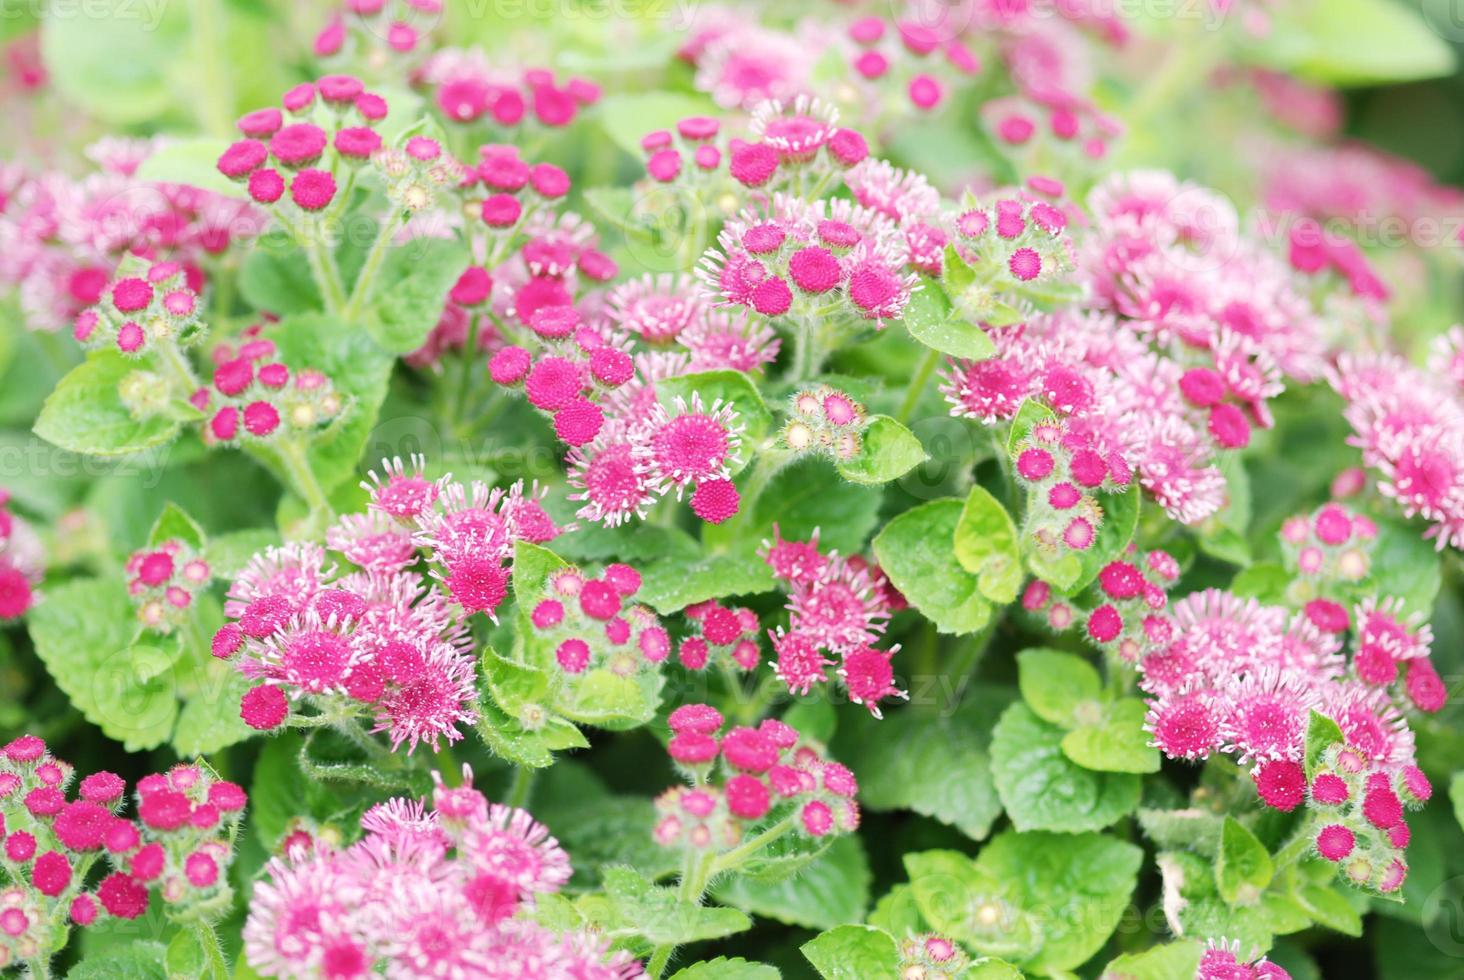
[505,766,537,809]
[277,436,332,519]
[1273,813,1322,871]
[342,212,405,321]
[897,346,941,424]
[787,317,824,383]
[155,341,199,397]
[1125,34,1225,135]
[194,920,229,980]
[708,449,790,547]
[451,314,482,421]
[710,813,799,875]
[647,848,719,978]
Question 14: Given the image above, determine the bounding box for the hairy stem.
[343,212,405,322]
[897,346,941,424]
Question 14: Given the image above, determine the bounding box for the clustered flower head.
[0,488,41,622]
[605,274,781,374]
[840,15,982,117]
[1023,550,1180,659]
[1009,414,1132,557]
[214,456,565,751]
[0,735,247,972]
[71,259,203,358]
[657,705,859,846]
[677,598,761,672]
[243,767,642,978]
[779,384,868,461]
[762,529,904,716]
[1305,742,1431,894]
[949,186,1077,295]
[219,75,393,214]
[1197,939,1291,980]
[896,933,971,980]
[566,389,746,527]
[0,137,263,332]
[314,0,443,62]
[371,133,470,216]
[1331,332,1464,550]
[194,330,345,447]
[422,46,600,129]
[125,538,211,634]
[527,562,671,677]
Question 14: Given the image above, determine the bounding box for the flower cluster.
[213,457,564,751]
[72,259,203,357]
[314,0,442,61]
[243,768,642,978]
[1197,939,1291,980]
[0,138,263,332]
[371,134,469,216]
[1331,336,1464,550]
[125,538,211,634]
[421,47,600,129]
[0,489,40,622]
[897,934,971,980]
[658,705,859,845]
[1306,743,1431,894]
[949,188,1076,294]
[1024,551,1180,660]
[195,333,346,446]
[527,562,671,676]
[677,599,761,672]
[1009,414,1132,557]
[763,529,903,715]
[839,16,982,117]
[566,391,745,527]
[605,275,781,375]
[0,735,246,973]
[779,385,868,462]
[218,75,393,214]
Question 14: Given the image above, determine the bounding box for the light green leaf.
[990,702,1140,833]
[512,539,569,600]
[205,529,281,578]
[149,502,206,550]
[41,0,186,123]
[1294,883,1363,937]
[1016,648,1101,727]
[34,352,181,457]
[713,835,870,930]
[836,415,927,486]
[136,138,249,199]
[1062,698,1162,774]
[801,924,900,980]
[596,92,720,157]
[586,866,751,947]
[67,941,170,979]
[556,668,661,730]
[1451,771,1464,832]
[29,579,178,751]
[360,237,472,354]
[1262,0,1455,86]
[872,499,991,635]
[1099,941,1203,979]
[953,485,1022,603]
[903,281,996,359]
[637,551,777,614]
[1303,710,1345,779]
[670,959,780,980]
[1216,817,1274,906]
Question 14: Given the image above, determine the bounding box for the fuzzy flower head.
[124,538,211,635]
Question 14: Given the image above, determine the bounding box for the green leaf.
[840,690,1009,840]
[361,238,472,354]
[1099,941,1203,979]
[1016,648,1101,727]
[1028,482,1141,594]
[637,550,777,614]
[990,702,1140,832]
[657,370,774,468]
[512,539,569,600]
[1216,817,1274,906]
[171,668,255,757]
[205,529,281,578]
[135,138,249,199]
[953,485,1022,603]
[1062,699,1162,774]
[264,314,394,492]
[586,866,751,947]
[66,941,170,979]
[1137,807,1225,856]
[903,281,996,359]
[149,502,206,550]
[713,834,870,931]
[556,668,662,730]
[867,884,928,937]
[835,415,927,486]
[1294,883,1363,937]
[872,499,991,635]
[29,579,178,751]
[670,959,781,980]
[165,928,208,977]
[1262,0,1455,86]
[1368,519,1443,616]
[704,457,882,556]
[801,924,900,980]
[1451,771,1464,832]
[597,92,721,157]
[474,701,557,769]
[907,832,1142,973]
[1304,709,1345,779]
[34,352,181,456]
[240,238,325,315]
[41,0,186,123]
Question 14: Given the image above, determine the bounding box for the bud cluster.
[125,538,212,634]
[72,260,203,358]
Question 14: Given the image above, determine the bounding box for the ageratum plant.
[0,0,1462,977]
